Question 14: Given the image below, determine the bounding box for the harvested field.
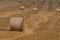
[0,0,60,40]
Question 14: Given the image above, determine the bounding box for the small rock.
[56,8,60,12]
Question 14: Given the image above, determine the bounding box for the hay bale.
[20,6,25,10]
[10,17,23,31]
[33,7,38,11]
[56,8,60,12]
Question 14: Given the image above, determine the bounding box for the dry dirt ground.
[0,0,60,40]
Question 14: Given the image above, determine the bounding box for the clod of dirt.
[0,0,3,1]
[19,0,23,3]
[56,8,60,12]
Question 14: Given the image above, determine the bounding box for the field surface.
[0,0,60,40]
